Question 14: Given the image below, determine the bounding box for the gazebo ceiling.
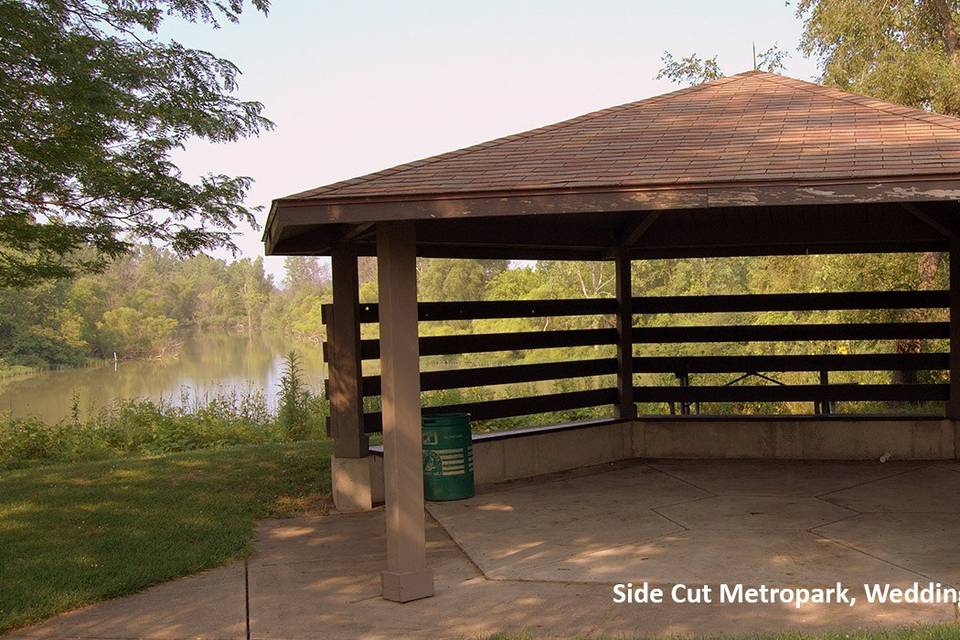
[265,70,960,258]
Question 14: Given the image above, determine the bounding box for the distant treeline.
[0,248,321,368]
[0,247,950,391]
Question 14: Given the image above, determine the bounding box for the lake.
[0,333,328,423]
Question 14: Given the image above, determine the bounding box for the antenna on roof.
[752,42,757,70]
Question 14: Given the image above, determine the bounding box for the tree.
[655,52,724,85]
[95,306,178,357]
[418,259,508,302]
[237,258,271,334]
[655,44,787,85]
[797,0,960,115]
[282,257,330,291]
[797,0,960,384]
[0,0,272,287]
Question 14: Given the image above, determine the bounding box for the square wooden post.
[615,251,636,420]
[949,243,960,421]
[329,244,368,458]
[377,221,433,603]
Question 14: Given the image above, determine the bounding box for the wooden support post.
[329,245,368,458]
[377,221,433,603]
[615,251,636,420]
[949,243,960,420]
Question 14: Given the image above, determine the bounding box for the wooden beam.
[950,242,960,419]
[633,384,948,403]
[634,290,948,314]
[633,353,948,374]
[903,203,960,242]
[615,252,636,419]
[270,201,952,260]
[328,245,368,458]
[340,222,376,242]
[324,290,947,325]
[328,297,618,324]
[363,388,618,433]
[627,202,944,259]
[622,212,661,248]
[339,353,947,399]
[354,358,619,396]
[337,327,618,361]
[266,177,960,235]
[376,221,433,603]
[633,322,949,344]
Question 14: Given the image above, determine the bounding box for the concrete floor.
[7,460,960,639]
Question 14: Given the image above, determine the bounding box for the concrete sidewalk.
[6,460,960,639]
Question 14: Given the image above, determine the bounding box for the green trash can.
[422,413,474,501]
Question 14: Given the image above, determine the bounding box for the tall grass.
[278,351,311,441]
[0,353,329,469]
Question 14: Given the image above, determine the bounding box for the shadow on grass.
[485,624,960,639]
[0,440,333,633]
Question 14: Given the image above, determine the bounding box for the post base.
[381,568,434,603]
[331,456,380,512]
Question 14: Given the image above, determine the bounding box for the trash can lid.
[422,412,471,428]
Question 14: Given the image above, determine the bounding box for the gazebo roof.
[287,71,960,199]
[264,71,960,258]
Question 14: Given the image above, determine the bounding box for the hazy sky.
[167,1,821,279]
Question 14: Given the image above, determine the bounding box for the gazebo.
[263,71,960,603]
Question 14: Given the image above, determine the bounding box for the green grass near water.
[0,440,333,633]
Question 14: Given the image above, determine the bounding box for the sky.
[166,0,822,280]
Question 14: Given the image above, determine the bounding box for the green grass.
[0,440,333,633]
[487,626,960,639]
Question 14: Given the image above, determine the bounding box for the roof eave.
[265,174,960,241]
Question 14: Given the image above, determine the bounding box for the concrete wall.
[468,418,956,487]
[635,418,956,461]
[472,421,635,485]
[338,418,958,509]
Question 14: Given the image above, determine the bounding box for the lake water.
[0,333,328,423]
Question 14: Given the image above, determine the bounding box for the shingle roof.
[280,70,960,203]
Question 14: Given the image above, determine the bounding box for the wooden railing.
[322,290,950,433]
[631,290,949,410]
[323,298,619,433]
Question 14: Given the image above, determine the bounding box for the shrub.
[0,381,330,469]
[277,352,310,441]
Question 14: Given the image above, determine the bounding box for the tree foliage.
[655,44,787,85]
[282,257,330,291]
[655,52,724,85]
[797,0,960,114]
[0,0,272,287]
[0,245,276,365]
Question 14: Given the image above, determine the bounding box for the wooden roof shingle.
[265,70,960,252]
[281,71,960,201]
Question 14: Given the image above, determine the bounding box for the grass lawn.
[0,440,333,633]
[489,627,960,639]
[489,626,960,639]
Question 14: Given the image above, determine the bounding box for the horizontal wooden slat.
[362,387,618,433]
[326,323,947,361]
[321,298,618,324]
[339,328,618,360]
[322,291,948,324]
[632,353,949,374]
[634,290,948,314]
[329,354,949,398]
[633,322,949,344]
[633,384,948,403]
[355,358,618,396]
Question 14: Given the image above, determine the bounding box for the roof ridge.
[750,71,960,133]
[285,74,744,200]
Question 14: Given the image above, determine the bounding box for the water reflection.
[0,333,327,422]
